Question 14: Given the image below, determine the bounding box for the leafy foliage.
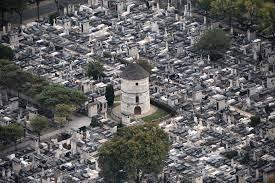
[98,124,170,183]
[259,2,275,39]
[0,59,49,95]
[0,60,86,110]
[137,59,153,74]
[249,116,261,127]
[86,61,104,80]
[0,124,24,144]
[0,44,13,60]
[90,117,102,127]
[105,84,115,107]
[30,115,49,141]
[36,85,86,109]
[194,28,230,61]
[197,0,213,15]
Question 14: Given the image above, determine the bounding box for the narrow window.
[136,96,139,103]
[136,82,138,86]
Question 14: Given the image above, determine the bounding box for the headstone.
[88,0,92,6]
[64,7,67,15]
[2,26,6,35]
[7,23,11,32]
[203,16,207,25]
[247,29,251,42]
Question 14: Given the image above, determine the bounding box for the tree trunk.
[55,0,60,15]
[19,12,23,25]
[1,9,4,26]
[38,133,41,142]
[36,1,40,20]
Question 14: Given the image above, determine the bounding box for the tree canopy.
[36,85,86,109]
[0,44,13,60]
[30,115,49,141]
[136,59,153,74]
[0,59,49,95]
[98,124,170,183]
[105,84,115,107]
[250,116,261,127]
[86,61,104,80]
[194,28,230,61]
[0,124,24,144]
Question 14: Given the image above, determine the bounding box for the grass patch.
[142,108,169,123]
[114,95,121,101]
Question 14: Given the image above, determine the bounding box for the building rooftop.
[121,63,149,80]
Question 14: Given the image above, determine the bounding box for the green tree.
[137,60,153,74]
[86,61,104,80]
[55,104,74,120]
[194,28,230,61]
[98,124,170,183]
[35,0,41,20]
[197,0,213,16]
[0,44,13,60]
[54,104,74,127]
[36,85,86,109]
[10,0,27,25]
[0,0,11,26]
[30,115,49,141]
[250,116,261,127]
[105,84,115,107]
[90,116,102,127]
[259,2,275,43]
[48,12,58,25]
[0,124,24,148]
[235,0,263,29]
[210,0,237,27]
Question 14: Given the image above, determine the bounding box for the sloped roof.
[121,63,149,80]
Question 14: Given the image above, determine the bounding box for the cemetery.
[0,0,274,182]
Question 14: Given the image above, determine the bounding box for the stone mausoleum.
[121,63,150,124]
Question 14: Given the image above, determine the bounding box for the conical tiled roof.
[121,63,149,80]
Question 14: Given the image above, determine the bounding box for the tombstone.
[175,14,179,21]
[9,33,19,47]
[102,0,108,8]
[64,7,68,15]
[117,2,123,13]
[80,21,90,33]
[72,4,75,12]
[187,0,192,17]
[247,29,251,42]
[230,27,234,35]
[2,26,6,35]
[68,4,72,14]
[53,19,56,27]
[92,0,98,6]
[7,23,11,32]
[55,149,61,159]
[127,5,131,13]
[203,16,207,25]
[184,5,188,17]
[151,22,159,33]
[157,3,160,11]
[34,139,40,154]
[256,169,259,179]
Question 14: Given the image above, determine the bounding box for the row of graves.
[0,0,274,182]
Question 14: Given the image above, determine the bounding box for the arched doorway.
[134,106,141,115]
